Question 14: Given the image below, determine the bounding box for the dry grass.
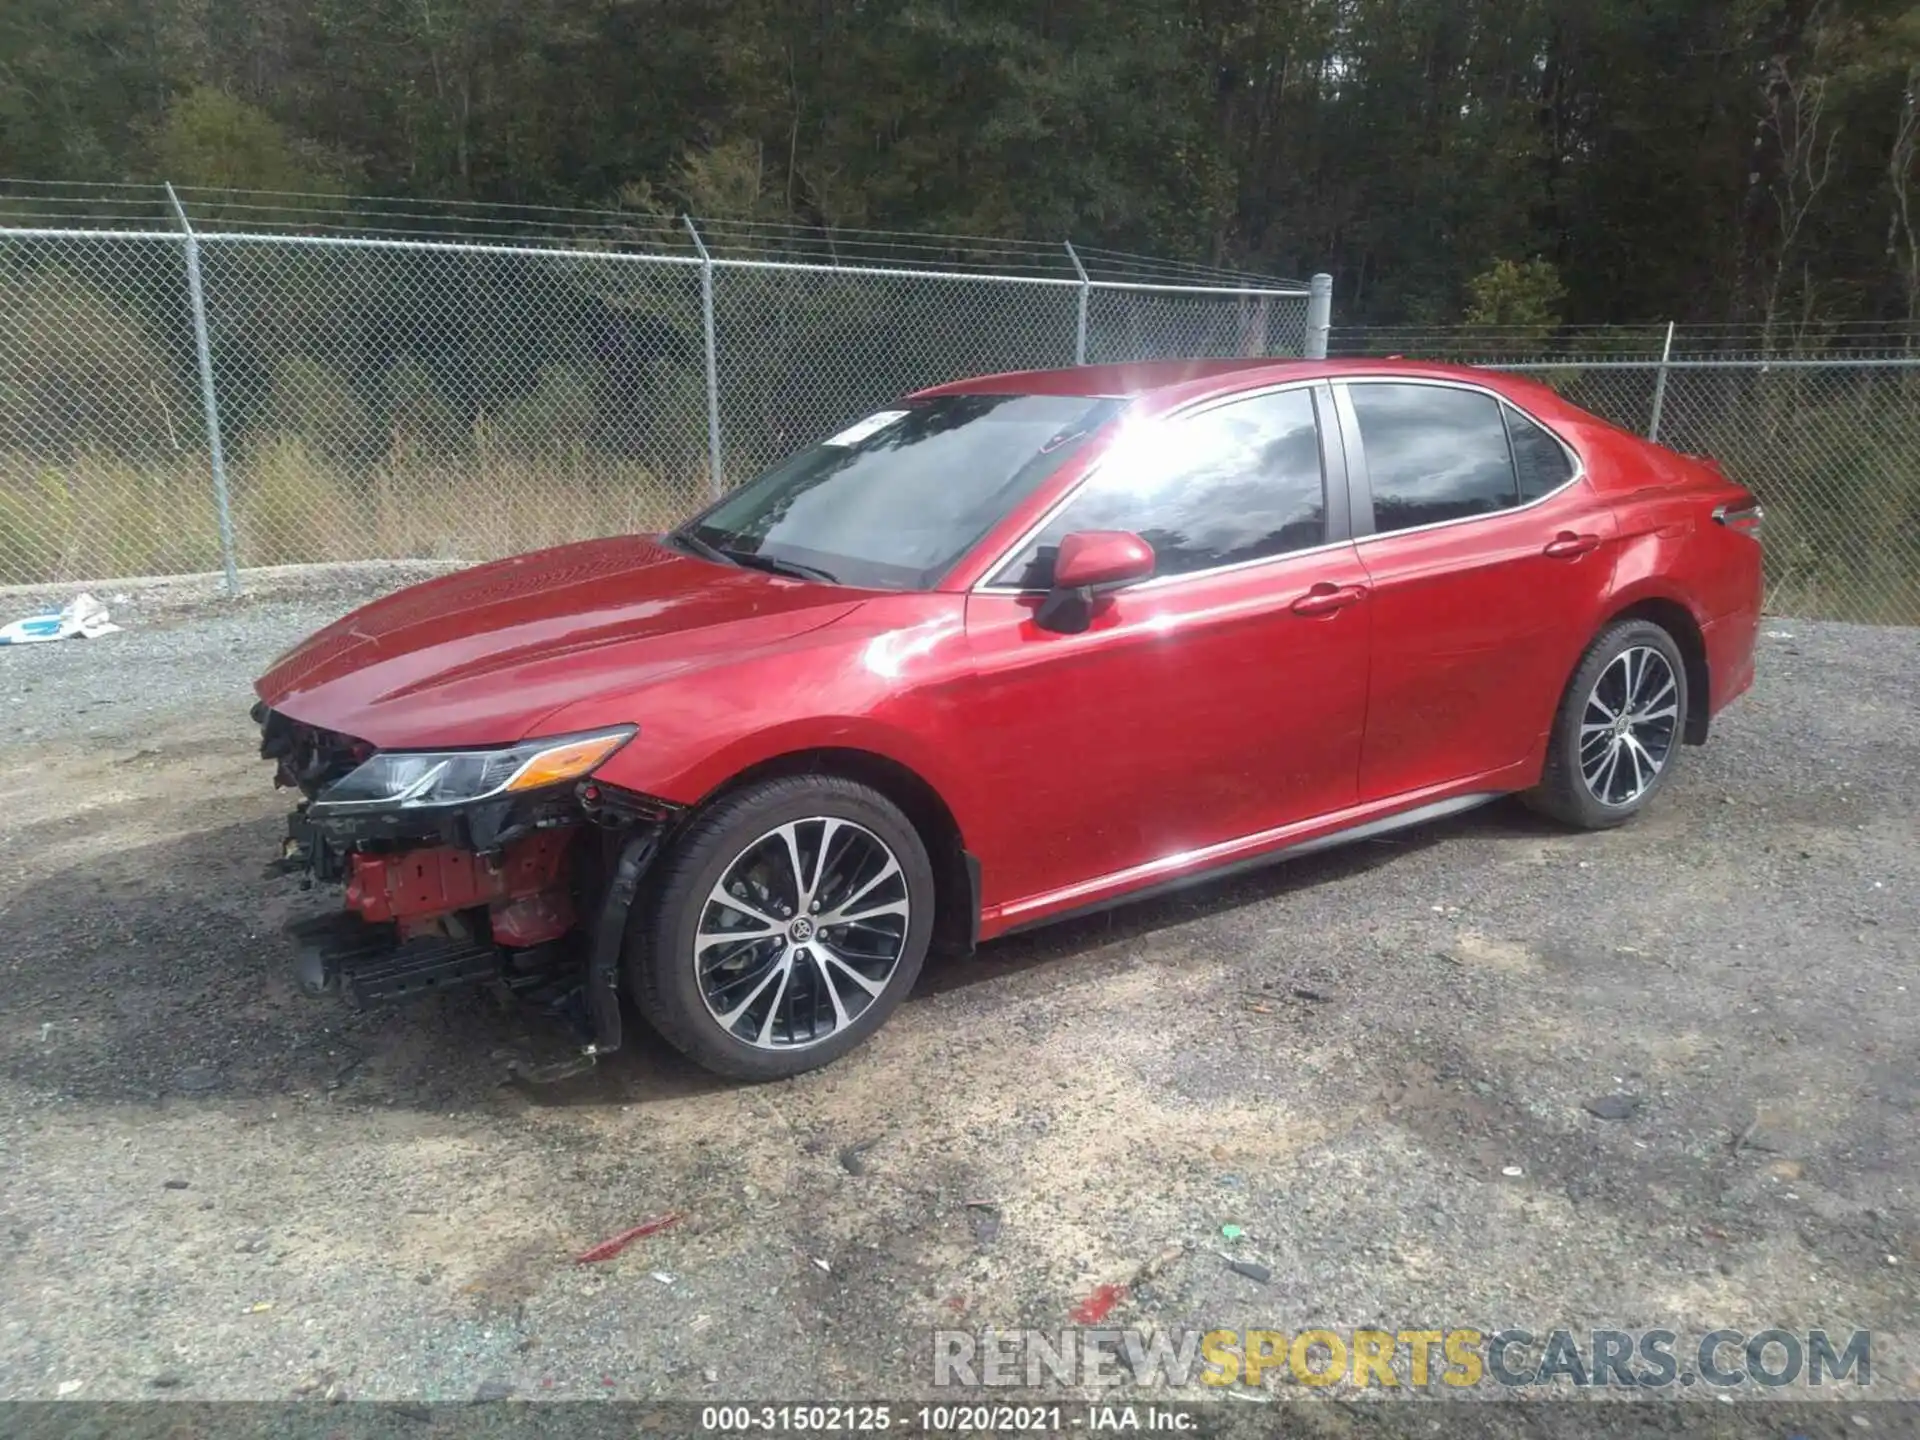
[0,440,709,586]
[0,454,224,582]
[3,429,1916,625]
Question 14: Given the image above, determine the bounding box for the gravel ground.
[0,588,1915,1431]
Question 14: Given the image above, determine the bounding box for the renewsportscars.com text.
[932,1326,1873,1392]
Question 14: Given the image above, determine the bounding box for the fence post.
[166,183,240,595]
[1647,320,1676,443]
[684,215,725,498]
[1304,273,1333,359]
[1064,240,1090,365]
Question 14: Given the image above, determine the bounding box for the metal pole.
[166,183,239,595]
[684,216,724,498]
[1647,320,1676,442]
[1304,272,1333,359]
[1064,240,1090,366]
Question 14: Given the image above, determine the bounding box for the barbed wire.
[0,178,1293,289]
[1333,323,1920,361]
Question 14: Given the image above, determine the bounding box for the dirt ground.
[1,588,1915,1426]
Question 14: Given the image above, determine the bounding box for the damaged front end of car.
[255,703,677,1062]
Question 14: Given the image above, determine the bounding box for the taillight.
[1712,498,1763,536]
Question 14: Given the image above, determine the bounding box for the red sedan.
[254,359,1763,1078]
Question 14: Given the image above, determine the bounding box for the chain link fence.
[6,188,1911,629]
[197,235,714,571]
[1084,284,1310,365]
[1334,327,1920,626]
[0,188,1314,590]
[0,230,220,580]
[708,265,1083,485]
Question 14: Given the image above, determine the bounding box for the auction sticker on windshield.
[822,410,910,446]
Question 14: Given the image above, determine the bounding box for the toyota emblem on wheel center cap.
[788,916,815,942]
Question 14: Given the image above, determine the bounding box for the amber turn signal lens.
[505,733,629,792]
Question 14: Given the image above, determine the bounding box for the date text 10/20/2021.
[700,1405,1194,1432]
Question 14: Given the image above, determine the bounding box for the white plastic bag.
[0,592,123,645]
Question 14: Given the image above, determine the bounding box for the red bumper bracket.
[344,829,576,945]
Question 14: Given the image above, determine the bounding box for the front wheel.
[1525,619,1689,829]
[629,775,935,1080]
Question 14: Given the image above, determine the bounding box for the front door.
[957,384,1374,921]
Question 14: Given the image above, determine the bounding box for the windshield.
[679,393,1126,590]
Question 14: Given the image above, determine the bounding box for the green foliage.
[7,0,1919,615]
[1464,260,1568,335]
[674,140,779,223]
[151,89,337,194]
[265,356,369,459]
[5,0,1919,324]
[381,357,459,453]
[0,266,186,458]
[490,366,598,453]
[1696,373,1920,622]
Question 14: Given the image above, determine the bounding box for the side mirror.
[1054,530,1155,590]
[1036,530,1155,633]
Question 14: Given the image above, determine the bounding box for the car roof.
[913,359,1291,399]
[911,356,1542,403]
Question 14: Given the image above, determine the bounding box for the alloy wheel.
[1579,645,1680,808]
[693,817,911,1050]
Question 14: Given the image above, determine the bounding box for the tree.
[150,87,341,194]
[1892,60,1920,328]
[1464,258,1567,334]
[5,0,1920,329]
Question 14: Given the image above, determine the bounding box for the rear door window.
[1349,383,1519,533]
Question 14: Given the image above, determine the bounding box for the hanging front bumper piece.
[256,704,676,1059]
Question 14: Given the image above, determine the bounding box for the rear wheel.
[1525,619,1689,829]
[629,775,935,1080]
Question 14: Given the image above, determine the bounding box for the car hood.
[255,535,868,748]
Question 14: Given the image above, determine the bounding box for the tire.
[1524,618,1690,830]
[628,775,935,1080]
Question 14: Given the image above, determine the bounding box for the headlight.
[311,726,635,814]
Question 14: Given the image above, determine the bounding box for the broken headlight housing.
[309,726,635,816]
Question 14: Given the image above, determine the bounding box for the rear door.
[1334,378,1619,801]
[958,383,1373,917]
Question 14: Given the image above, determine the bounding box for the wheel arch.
[694,746,979,955]
[1602,593,1711,745]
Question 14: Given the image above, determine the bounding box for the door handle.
[1291,583,1366,617]
[1543,531,1601,559]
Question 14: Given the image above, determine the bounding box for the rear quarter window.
[1504,406,1577,501]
